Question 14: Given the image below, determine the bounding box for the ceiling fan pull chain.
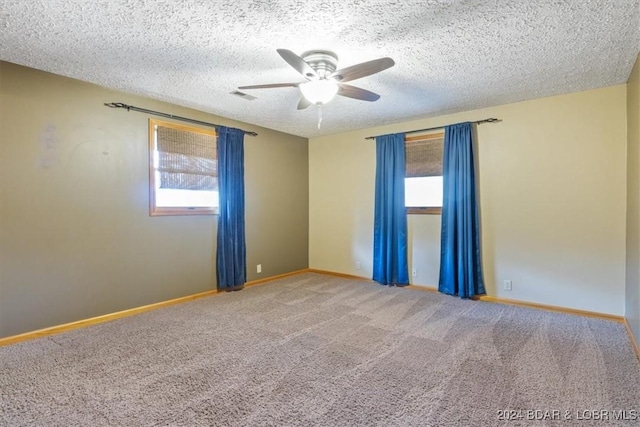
[317,104,323,129]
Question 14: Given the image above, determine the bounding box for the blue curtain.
[216,126,246,291]
[438,122,485,298]
[373,133,409,286]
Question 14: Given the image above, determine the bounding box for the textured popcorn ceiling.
[1,0,639,138]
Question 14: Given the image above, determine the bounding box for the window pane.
[405,176,443,207]
[156,188,219,208]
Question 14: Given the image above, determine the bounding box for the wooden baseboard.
[0,289,220,347]
[0,268,310,347]
[624,317,640,361]
[244,268,310,287]
[307,269,625,324]
[310,270,634,359]
[1,267,631,350]
[477,295,624,323]
[307,268,372,281]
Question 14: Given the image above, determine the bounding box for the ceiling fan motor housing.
[301,50,338,79]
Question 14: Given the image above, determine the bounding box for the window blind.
[405,135,444,177]
[156,125,217,191]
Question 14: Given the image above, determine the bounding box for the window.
[405,133,444,214]
[149,119,218,216]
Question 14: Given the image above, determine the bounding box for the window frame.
[405,132,444,215]
[148,119,218,216]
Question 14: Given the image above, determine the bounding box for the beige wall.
[310,85,627,315]
[627,54,640,341]
[0,62,309,338]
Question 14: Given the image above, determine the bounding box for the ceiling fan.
[238,49,395,110]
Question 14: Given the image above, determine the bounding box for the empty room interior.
[1,1,640,425]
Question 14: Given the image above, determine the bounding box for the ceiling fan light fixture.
[300,79,339,105]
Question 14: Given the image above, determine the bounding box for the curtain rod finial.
[104,102,129,110]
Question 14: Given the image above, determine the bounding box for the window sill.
[407,207,441,215]
[150,207,219,216]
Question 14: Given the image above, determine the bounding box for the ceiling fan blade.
[297,97,312,110]
[277,49,318,79]
[238,82,300,90]
[338,84,381,102]
[330,57,395,83]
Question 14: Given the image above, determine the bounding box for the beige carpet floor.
[1,273,639,426]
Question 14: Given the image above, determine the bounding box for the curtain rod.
[104,102,259,137]
[364,118,500,140]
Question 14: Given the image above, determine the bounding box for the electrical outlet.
[412,268,417,277]
[503,280,512,291]
[356,261,361,270]
[257,264,262,274]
